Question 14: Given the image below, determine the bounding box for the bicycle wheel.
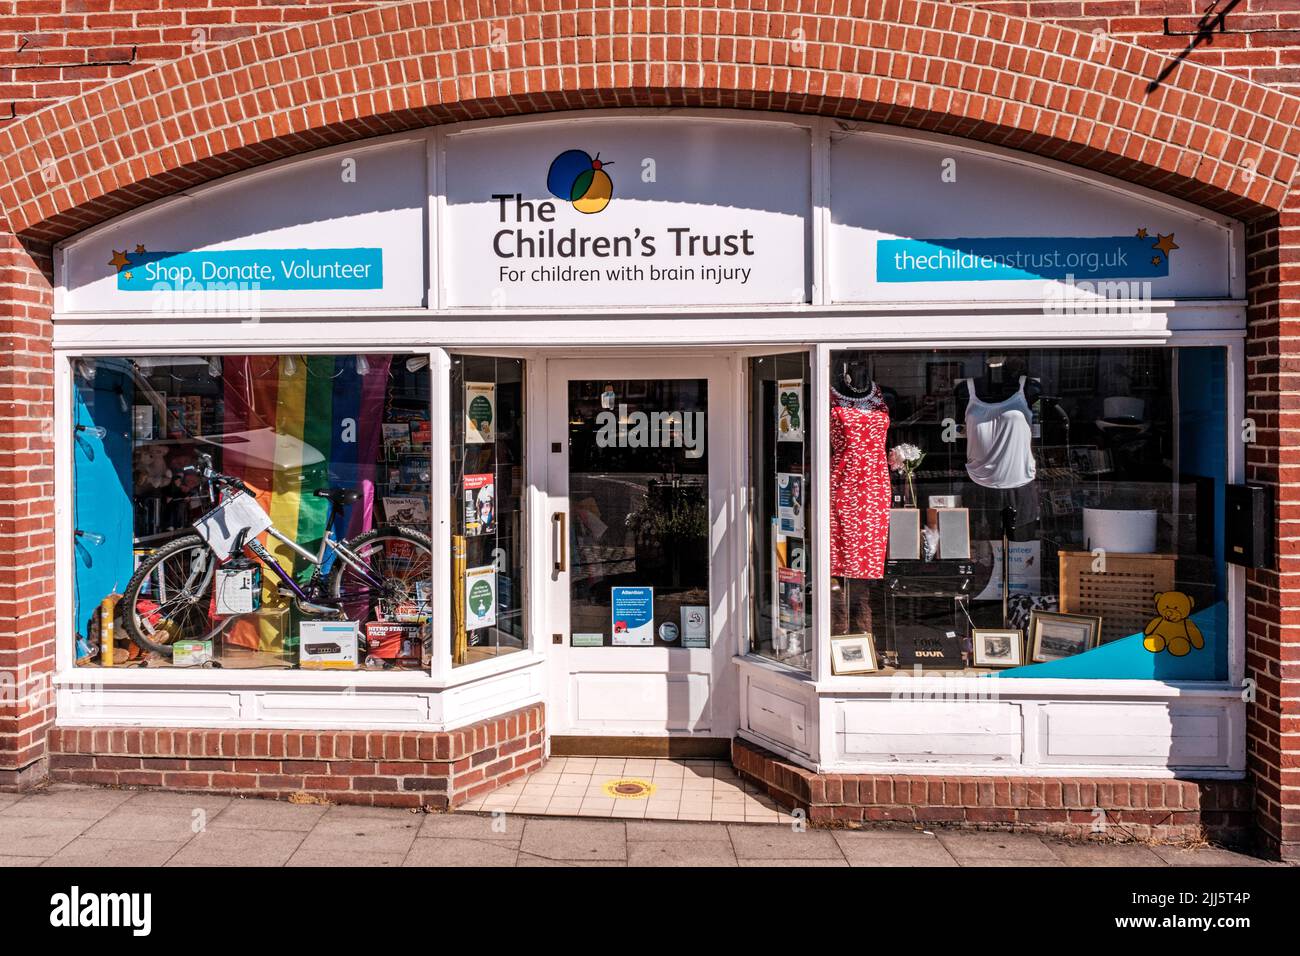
[119,534,219,658]
[327,525,434,623]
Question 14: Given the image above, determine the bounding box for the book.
[383,495,428,526]
[382,422,411,456]
[463,472,495,536]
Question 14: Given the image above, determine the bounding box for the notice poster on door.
[680,605,709,648]
[465,382,496,444]
[611,586,654,646]
[777,473,804,534]
[777,379,804,442]
[463,472,495,536]
[777,567,805,629]
[465,565,497,630]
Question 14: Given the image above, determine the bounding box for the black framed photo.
[972,628,1024,668]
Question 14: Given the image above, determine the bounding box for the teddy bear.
[134,443,172,492]
[1143,591,1204,656]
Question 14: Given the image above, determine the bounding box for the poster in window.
[777,379,804,442]
[383,495,428,526]
[975,540,1042,600]
[777,567,805,629]
[611,586,654,646]
[680,605,709,648]
[465,382,496,444]
[465,565,497,631]
[463,472,496,536]
[777,473,804,534]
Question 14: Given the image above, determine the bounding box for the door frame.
[541,353,739,738]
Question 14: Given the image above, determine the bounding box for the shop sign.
[443,120,811,307]
[111,248,383,291]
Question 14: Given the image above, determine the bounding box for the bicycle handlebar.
[182,452,252,496]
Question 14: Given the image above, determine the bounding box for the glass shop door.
[544,357,735,739]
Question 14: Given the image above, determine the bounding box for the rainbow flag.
[219,355,391,652]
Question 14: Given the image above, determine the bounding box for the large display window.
[821,346,1229,681]
[72,353,434,671]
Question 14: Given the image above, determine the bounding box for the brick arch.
[2,0,1299,246]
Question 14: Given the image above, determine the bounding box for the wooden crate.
[1058,551,1176,645]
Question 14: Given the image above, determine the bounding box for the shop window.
[749,353,813,669]
[824,347,1229,682]
[449,355,527,665]
[72,354,433,671]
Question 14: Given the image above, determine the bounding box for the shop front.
[46,110,1253,835]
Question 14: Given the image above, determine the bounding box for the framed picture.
[830,633,878,675]
[926,360,963,396]
[972,628,1024,668]
[1029,610,1102,663]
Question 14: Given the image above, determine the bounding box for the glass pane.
[824,346,1228,681]
[72,354,433,671]
[449,355,527,666]
[567,379,709,648]
[749,353,813,669]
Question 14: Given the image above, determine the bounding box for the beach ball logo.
[547,149,613,214]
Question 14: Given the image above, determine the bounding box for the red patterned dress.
[830,384,891,579]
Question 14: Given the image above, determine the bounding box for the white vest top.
[963,377,1036,489]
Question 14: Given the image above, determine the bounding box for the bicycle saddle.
[314,488,362,506]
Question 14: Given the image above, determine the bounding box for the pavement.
[0,785,1282,866]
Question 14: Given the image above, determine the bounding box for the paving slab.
[625,820,731,842]
[0,855,46,866]
[0,816,96,857]
[738,858,849,867]
[519,818,627,862]
[83,806,213,843]
[403,838,520,867]
[417,812,524,843]
[627,841,739,867]
[166,827,307,867]
[0,788,135,821]
[1149,845,1273,867]
[208,799,329,832]
[119,791,234,813]
[1051,842,1168,867]
[42,837,187,867]
[727,824,845,861]
[285,848,405,867]
[833,831,959,867]
[935,831,1061,864]
[295,814,421,856]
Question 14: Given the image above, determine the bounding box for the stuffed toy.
[134,443,172,491]
[1143,591,1204,656]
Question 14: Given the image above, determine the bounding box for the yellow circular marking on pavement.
[602,778,656,799]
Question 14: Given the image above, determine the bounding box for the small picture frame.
[1029,611,1102,663]
[830,633,879,675]
[972,628,1024,668]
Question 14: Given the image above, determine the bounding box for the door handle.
[552,511,567,573]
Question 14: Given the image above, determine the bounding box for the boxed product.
[298,620,360,669]
[173,640,213,668]
[214,559,262,615]
[364,622,421,665]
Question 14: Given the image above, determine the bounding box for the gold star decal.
[122,271,133,280]
[108,249,131,271]
[1151,256,1162,266]
[134,244,146,255]
[1153,233,1179,257]
[1135,227,1148,239]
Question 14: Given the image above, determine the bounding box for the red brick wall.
[47,703,546,809]
[0,232,54,788]
[735,739,1256,845]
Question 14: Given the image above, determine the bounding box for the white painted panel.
[440,665,542,727]
[61,139,427,313]
[570,672,710,731]
[252,691,431,725]
[746,681,808,751]
[58,687,241,723]
[1040,702,1228,766]
[836,699,1022,765]
[443,119,810,307]
[829,131,1237,304]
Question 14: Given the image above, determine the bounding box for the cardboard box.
[173,640,212,668]
[215,562,261,615]
[364,622,421,665]
[298,620,360,669]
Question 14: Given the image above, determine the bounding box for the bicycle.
[120,453,434,660]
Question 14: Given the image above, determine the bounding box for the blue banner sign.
[876,236,1170,283]
[115,248,383,291]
